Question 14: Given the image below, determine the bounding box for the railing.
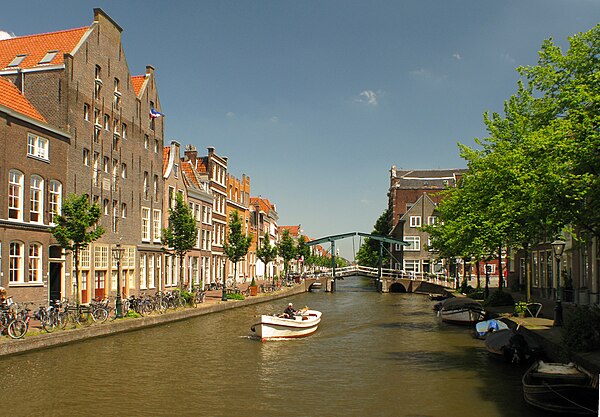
[326,265,454,288]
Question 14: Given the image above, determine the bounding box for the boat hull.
[252,310,322,341]
[523,361,598,415]
[440,307,485,325]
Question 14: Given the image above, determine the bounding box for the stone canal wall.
[0,284,307,358]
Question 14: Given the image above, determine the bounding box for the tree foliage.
[356,208,391,267]
[277,229,297,277]
[52,194,104,304]
[223,210,252,282]
[256,231,277,280]
[162,192,197,291]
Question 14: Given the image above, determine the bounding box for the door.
[49,262,62,302]
[94,271,105,300]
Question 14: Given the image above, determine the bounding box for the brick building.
[0,78,70,304]
[226,173,252,283]
[0,9,165,303]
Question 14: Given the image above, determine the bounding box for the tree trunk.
[498,244,504,291]
[476,260,481,289]
[74,248,80,305]
[179,253,185,292]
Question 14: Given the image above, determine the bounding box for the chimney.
[184,144,197,164]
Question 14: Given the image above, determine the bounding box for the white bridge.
[312,265,455,293]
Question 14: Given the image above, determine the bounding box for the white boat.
[251,309,322,341]
[438,297,485,325]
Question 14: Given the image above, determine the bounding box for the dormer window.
[39,50,58,65]
[8,54,27,67]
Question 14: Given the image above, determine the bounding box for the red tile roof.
[131,75,146,96]
[280,225,301,237]
[0,78,46,122]
[0,27,88,70]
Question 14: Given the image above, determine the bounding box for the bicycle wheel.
[41,316,56,333]
[75,310,93,327]
[92,307,109,323]
[57,311,69,329]
[8,319,27,339]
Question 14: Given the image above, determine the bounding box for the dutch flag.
[150,107,164,119]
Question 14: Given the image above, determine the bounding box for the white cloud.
[355,89,380,106]
[269,116,279,123]
[226,111,235,118]
[0,30,14,40]
[453,53,462,60]
[409,68,447,83]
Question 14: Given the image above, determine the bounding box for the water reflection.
[0,276,548,417]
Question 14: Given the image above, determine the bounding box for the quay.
[0,279,314,358]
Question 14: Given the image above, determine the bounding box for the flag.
[150,107,164,119]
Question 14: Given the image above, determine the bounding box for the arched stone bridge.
[304,265,454,295]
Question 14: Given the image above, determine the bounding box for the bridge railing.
[328,265,455,288]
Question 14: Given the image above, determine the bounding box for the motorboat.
[474,318,509,339]
[523,360,598,415]
[251,309,322,342]
[438,297,485,325]
[485,328,543,364]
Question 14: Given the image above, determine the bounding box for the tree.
[257,231,278,284]
[356,208,391,267]
[223,210,252,285]
[277,229,296,279]
[161,192,197,292]
[296,235,310,274]
[52,194,104,305]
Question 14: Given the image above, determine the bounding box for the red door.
[94,271,105,300]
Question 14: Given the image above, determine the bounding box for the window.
[104,114,110,131]
[144,134,149,149]
[409,216,421,228]
[83,148,90,166]
[112,159,118,191]
[404,259,420,273]
[168,186,174,209]
[8,170,23,220]
[93,152,100,186]
[112,201,119,233]
[83,104,90,121]
[30,176,44,223]
[9,242,24,282]
[39,50,58,64]
[27,133,49,160]
[121,203,127,218]
[142,207,150,241]
[28,243,42,282]
[174,163,179,178]
[143,172,149,199]
[94,65,102,99]
[404,236,421,251]
[140,254,147,289]
[113,78,121,110]
[121,123,127,139]
[148,256,155,289]
[154,139,159,153]
[103,199,109,216]
[8,54,27,67]
[153,209,161,242]
[121,163,127,179]
[153,175,159,201]
[94,245,109,269]
[428,216,437,225]
[104,156,110,173]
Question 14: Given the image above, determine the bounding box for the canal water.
[1,276,547,417]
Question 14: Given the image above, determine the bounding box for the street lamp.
[552,239,566,327]
[111,243,125,318]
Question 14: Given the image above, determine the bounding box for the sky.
[2,1,599,259]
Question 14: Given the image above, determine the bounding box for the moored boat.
[485,328,542,364]
[251,309,322,342]
[438,297,485,325]
[523,360,598,415]
[474,318,509,339]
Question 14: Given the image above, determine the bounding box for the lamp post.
[552,239,566,327]
[221,258,227,301]
[111,243,125,318]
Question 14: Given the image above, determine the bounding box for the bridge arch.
[388,282,407,293]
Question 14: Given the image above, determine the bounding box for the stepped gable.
[0,77,46,122]
[0,27,88,70]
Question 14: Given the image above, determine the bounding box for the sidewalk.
[0,279,305,358]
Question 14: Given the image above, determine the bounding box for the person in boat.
[283,302,297,318]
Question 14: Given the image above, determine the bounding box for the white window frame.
[409,216,421,228]
[8,170,24,220]
[404,236,421,251]
[9,241,24,283]
[28,243,42,282]
[27,133,49,160]
[153,209,162,242]
[30,175,44,224]
[403,259,421,273]
[142,207,150,242]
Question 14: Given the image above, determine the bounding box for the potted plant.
[514,301,528,317]
[249,277,258,296]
